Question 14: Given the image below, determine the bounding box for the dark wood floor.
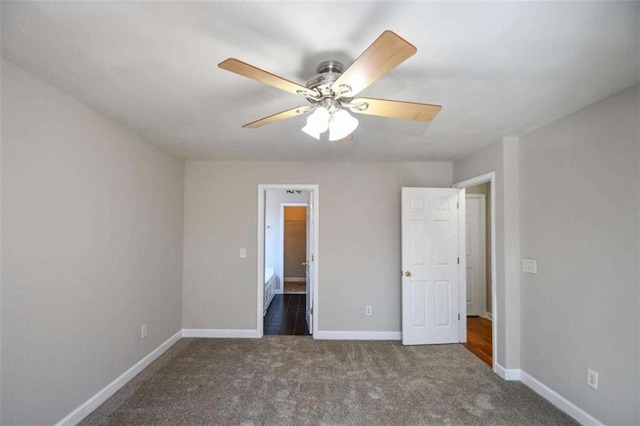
[462,316,492,366]
[264,294,310,335]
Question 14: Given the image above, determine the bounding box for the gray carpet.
[82,337,576,425]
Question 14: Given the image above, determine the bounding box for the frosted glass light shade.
[301,107,330,139]
[328,110,359,141]
[301,123,320,139]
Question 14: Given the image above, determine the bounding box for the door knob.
[302,262,307,266]
[404,271,412,277]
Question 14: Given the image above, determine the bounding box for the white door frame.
[466,193,487,317]
[257,184,320,337]
[279,202,308,291]
[454,172,497,373]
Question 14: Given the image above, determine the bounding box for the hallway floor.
[264,294,310,335]
[462,316,492,366]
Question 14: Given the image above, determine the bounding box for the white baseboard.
[55,330,182,426]
[284,277,306,282]
[314,330,401,340]
[182,328,261,338]
[519,370,603,425]
[493,365,603,425]
[481,311,493,320]
[494,363,520,381]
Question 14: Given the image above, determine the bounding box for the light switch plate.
[522,258,537,274]
[239,248,247,258]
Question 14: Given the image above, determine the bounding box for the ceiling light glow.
[301,107,330,139]
[301,106,358,141]
[328,110,359,141]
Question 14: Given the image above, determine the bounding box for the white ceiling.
[2,1,638,161]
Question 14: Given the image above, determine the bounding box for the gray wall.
[0,59,3,423]
[518,85,639,425]
[182,161,452,332]
[1,62,185,424]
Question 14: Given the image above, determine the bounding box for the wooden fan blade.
[219,58,312,97]
[331,31,417,97]
[351,98,442,122]
[243,106,312,128]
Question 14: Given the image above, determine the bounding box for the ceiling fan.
[218,30,442,141]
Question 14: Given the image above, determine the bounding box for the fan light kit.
[219,31,442,141]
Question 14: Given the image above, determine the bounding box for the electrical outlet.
[365,306,372,316]
[587,368,599,390]
[239,248,247,258]
[141,324,147,340]
[522,258,537,274]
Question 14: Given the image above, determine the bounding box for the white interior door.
[305,196,314,334]
[465,194,486,316]
[401,187,464,345]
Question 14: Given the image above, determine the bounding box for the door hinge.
[457,201,459,209]
[311,254,314,262]
[457,257,460,264]
[310,307,313,315]
[458,313,460,321]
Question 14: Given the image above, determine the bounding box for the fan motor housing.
[305,60,345,99]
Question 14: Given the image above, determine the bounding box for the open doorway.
[455,175,496,369]
[281,204,307,295]
[257,185,319,337]
[462,183,492,365]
